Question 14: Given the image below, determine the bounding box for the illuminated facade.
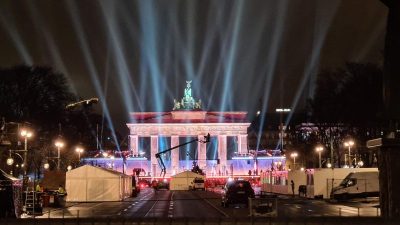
[123,81,285,177]
[83,81,285,177]
[127,111,250,177]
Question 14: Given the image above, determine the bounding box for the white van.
[331,171,379,200]
[192,178,205,190]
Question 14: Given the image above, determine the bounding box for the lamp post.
[275,108,291,152]
[290,152,298,169]
[75,147,84,161]
[55,140,64,170]
[6,150,24,176]
[344,140,354,167]
[315,146,324,168]
[20,129,33,176]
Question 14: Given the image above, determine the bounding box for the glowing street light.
[44,162,50,170]
[315,146,324,168]
[102,152,109,157]
[6,157,14,166]
[290,152,298,169]
[75,147,84,161]
[55,140,65,170]
[20,129,33,176]
[67,165,72,171]
[344,140,355,167]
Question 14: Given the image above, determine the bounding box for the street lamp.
[6,157,14,166]
[275,108,291,152]
[290,152,298,169]
[55,140,65,170]
[20,129,33,176]
[344,140,355,167]
[315,146,324,168]
[43,162,50,170]
[75,147,84,161]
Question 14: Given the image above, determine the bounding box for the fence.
[1,217,398,225]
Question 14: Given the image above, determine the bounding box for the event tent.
[66,165,132,202]
[169,171,205,190]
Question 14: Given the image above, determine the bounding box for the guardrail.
[0,217,396,225]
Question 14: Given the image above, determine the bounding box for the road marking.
[200,194,229,218]
[123,209,128,211]
[144,200,159,217]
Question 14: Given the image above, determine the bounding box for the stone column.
[218,135,227,173]
[150,135,159,177]
[237,134,248,154]
[171,136,179,175]
[198,135,207,169]
[129,135,139,157]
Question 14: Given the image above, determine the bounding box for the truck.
[330,171,379,200]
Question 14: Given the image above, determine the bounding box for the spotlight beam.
[65,0,120,151]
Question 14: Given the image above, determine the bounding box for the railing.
[1,217,394,225]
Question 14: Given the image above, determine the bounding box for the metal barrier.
[248,196,278,217]
[1,217,397,225]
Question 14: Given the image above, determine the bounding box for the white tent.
[66,165,132,202]
[170,171,205,190]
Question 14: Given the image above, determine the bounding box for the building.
[83,81,285,177]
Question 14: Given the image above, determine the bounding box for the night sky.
[0,0,387,134]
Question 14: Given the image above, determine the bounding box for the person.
[291,180,295,197]
[35,183,42,192]
[58,185,66,195]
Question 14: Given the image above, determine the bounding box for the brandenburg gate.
[126,81,250,177]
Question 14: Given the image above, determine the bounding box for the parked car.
[221,180,255,207]
[191,178,205,190]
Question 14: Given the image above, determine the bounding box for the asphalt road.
[32,188,380,219]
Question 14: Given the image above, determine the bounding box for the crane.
[155,133,210,177]
[65,98,99,109]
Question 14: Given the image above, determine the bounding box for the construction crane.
[155,133,210,177]
[65,98,99,109]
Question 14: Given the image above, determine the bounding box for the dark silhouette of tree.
[0,65,120,174]
[0,65,75,130]
[308,63,385,168]
[313,62,384,127]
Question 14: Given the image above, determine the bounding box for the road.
[32,188,380,219]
